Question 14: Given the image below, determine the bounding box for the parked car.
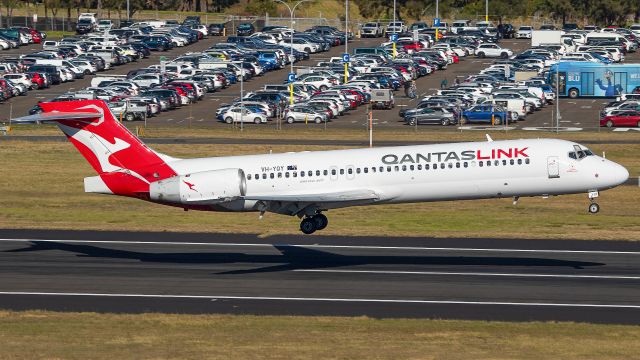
[237,23,255,36]
[404,108,456,126]
[600,111,640,128]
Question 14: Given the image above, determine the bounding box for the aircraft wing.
[244,189,379,203]
[12,112,103,123]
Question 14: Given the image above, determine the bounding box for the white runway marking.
[0,238,639,255]
[0,291,639,309]
[295,269,640,280]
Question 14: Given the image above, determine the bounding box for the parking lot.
[2,34,639,133]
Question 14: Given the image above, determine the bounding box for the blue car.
[462,104,509,124]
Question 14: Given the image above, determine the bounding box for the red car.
[601,111,640,127]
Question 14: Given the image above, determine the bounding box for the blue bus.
[548,61,640,98]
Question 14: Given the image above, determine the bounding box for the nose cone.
[606,162,629,188]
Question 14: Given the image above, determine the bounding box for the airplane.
[13,100,629,235]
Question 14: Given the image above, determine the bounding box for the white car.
[221,107,268,124]
[288,38,321,53]
[516,26,533,39]
[475,44,513,58]
[4,73,34,89]
[294,75,334,91]
[385,21,406,35]
[70,60,97,75]
[96,19,113,31]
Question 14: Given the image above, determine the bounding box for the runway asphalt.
[0,229,639,324]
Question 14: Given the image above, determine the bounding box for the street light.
[273,0,312,105]
[345,0,349,84]
[485,0,488,22]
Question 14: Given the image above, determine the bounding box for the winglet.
[486,134,493,142]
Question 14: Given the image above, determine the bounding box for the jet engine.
[149,168,247,204]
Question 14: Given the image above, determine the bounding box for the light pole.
[274,0,312,105]
[127,0,130,21]
[485,0,488,22]
[345,0,349,84]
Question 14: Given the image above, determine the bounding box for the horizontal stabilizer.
[11,112,103,124]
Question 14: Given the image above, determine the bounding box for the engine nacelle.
[149,168,247,204]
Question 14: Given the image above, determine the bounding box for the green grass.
[0,311,639,359]
[0,141,638,240]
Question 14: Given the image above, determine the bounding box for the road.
[1,229,640,324]
[3,36,639,132]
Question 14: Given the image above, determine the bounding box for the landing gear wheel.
[300,217,316,234]
[313,214,328,230]
[588,203,600,214]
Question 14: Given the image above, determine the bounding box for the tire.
[477,52,485,58]
[568,88,579,99]
[588,203,600,214]
[494,116,502,125]
[313,214,328,230]
[254,117,261,124]
[225,117,233,124]
[606,120,614,128]
[304,47,310,53]
[408,118,416,126]
[462,116,469,124]
[314,117,322,124]
[319,85,328,91]
[84,69,90,75]
[286,116,295,124]
[501,52,508,59]
[124,113,135,122]
[300,218,316,234]
[441,118,450,126]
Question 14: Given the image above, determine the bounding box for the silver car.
[283,105,327,124]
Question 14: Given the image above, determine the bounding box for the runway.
[1,229,640,324]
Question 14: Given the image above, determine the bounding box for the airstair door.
[547,156,560,178]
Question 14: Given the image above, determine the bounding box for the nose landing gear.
[299,213,329,234]
[588,190,600,214]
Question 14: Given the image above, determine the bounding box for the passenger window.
[426,164,430,170]
[323,170,328,176]
[308,170,313,177]
[247,174,252,180]
[417,164,422,170]
[456,163,460,168]
[301,171,305,177]
[316,170,321,176]
[372,167,376,173]
[479,161,484,167]
[364,168,369,173]
[270,173,275,179]
[402,165,407,171]
[356,168,361,174]
[348,168,353,175]
[285,172,290,178]
[510,159,515,165]
[410,165,415,171]
[293,172,298,178]
[440,163,445,169]
[525,158,530,164]
[517,159,523,165]
[278,172,282,178]
[487,161,491,167]
[255,173,259,179]
[394,166,399,172]
[494,160,499,166]
[448,163,453,169]
[331,169,337,175]
[463,162,468,168]
[262,173,267,179]
[386,166,391,172]
[340,169,345,175]
[502,160,507,166]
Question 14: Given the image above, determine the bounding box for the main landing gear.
[300,213,328,234]
[588,190,600,214]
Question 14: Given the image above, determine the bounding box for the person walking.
[440,78,448,89]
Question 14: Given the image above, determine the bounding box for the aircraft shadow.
[5,241,605,275]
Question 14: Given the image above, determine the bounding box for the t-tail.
[13,100,178,197]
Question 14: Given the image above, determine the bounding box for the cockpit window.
[569,145,594,160]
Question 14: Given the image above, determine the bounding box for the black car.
[236,23,255,36]
[183,16,201,26]
[497,24,515,39]
[75,19,95,34]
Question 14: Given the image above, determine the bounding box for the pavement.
[3,37,640,133]
[1,229,640,324]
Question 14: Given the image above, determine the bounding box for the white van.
[450,20,470,34]
[492,98,527,121]
[34,59,85,79]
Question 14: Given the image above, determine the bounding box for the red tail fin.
[38,100,177,197]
